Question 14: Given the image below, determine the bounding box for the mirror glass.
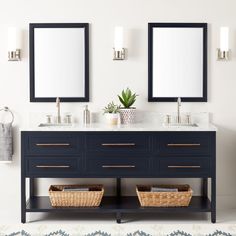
[148,23,207,102]
[30,23,89,102]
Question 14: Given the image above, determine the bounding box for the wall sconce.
[8,27,21,61]
[217,27,230,60]
[113,26,126,60]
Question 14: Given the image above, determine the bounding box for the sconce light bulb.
[220,26,229,51]
[114,26,124,50]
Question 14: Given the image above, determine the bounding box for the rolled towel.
[63,187,90,191]
[151,187,178,192]
[0,123,13,162]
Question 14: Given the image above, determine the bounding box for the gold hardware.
[101,143,136,146]
[36,143,71,147]
[168,165,201,168]
[102,165,135,168]
[36,165,70,168]
[167,144,201,147]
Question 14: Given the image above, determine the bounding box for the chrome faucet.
[56,97,61,124]
[177,97,181,124]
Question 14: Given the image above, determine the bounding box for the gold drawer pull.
[101,143,136,146]
[36,165,70,168]
[167,144,201,147]
[102,165,135,168]
[36,143,71,147]
[168,165,201,168]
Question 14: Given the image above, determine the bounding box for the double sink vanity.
[21,120,217,223]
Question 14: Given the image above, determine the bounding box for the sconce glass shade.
[8,27,21,61]
[220,27,229,51]
[114,26,124,50]
[217,27,230,61]
[113,26,126,60]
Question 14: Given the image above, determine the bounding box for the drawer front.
[26,158,80,176]
[158,157,210,177]
[23,132,82,156]
[156,132,211,156]
[85,133,150,153]
[85,158,150,177]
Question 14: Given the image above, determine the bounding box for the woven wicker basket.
[136,184,192,207]
[49,185,104,207]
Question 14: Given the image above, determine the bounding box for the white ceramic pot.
[105,113,120,126]
[119,108,136,124]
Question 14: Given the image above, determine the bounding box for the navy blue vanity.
[21,129,216,223]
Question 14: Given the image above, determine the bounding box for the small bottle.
[83,105,90,125]
[165,114,171,125]
[186,114,191,124]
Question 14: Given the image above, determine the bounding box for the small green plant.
[103,102,120,114]
[118,88,138,108]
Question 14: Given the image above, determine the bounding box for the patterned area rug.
[0,224,235,236]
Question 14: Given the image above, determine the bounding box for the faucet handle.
[165,114,171,125]
[186,114,191,124]
[46,115,52,124]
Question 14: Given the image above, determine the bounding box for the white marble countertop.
[21,122,217,132]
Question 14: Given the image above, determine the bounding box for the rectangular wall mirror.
[148,23,207,102]
[30,23,89,102]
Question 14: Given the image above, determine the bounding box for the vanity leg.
[116,212,121,224]
[211,177,216,223]
[21,177,26,223]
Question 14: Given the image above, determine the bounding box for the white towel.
[0,123,13,162]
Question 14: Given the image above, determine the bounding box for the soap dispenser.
[83,105,90,125]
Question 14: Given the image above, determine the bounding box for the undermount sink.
[163,123,198,127]
[38,123,73,127]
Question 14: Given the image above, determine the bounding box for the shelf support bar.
[202,178,208,197]
[116,178,122,223]
[116,178,121,199]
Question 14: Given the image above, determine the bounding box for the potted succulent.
[118,88,138,124]
[103,101,121,125]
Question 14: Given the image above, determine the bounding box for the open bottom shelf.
[26,196,211,213]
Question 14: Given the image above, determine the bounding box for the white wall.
[0,0,236,220]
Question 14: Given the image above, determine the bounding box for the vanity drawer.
[85,158,150,177]
[85,133,150,153]
[22,132,82,156]
[158,157,210,177]
[156,132,211,156]
[26,158,80,177]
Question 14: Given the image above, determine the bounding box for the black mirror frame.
[148,22,207,102]
[29,23,89,102]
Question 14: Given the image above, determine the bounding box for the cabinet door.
[26,158,82,177]
[85,133,150,153]
[155,132,211,156]
[157,157,211,177]
[22,132,83,156]
[85,157,151,177]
